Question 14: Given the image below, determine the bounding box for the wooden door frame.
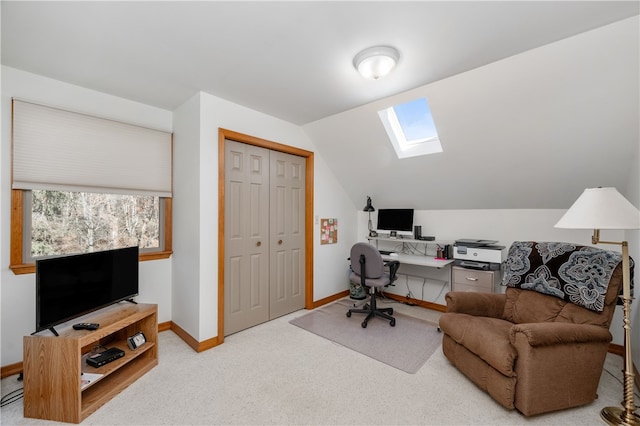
[218,128,314,344]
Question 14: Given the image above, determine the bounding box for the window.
[378,97,442,159]
[10,99,173,274]
[11,190,172,274]
[27,190,164,260]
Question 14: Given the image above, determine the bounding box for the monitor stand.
[30,327,59,336]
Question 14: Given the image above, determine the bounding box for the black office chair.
[346,242,400,328]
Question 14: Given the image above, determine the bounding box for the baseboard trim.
[383,292,447,312]
[0,362,23,379]
[312,290,349,309]
[158,321,172,332]
[608,342,624,357]
[169,321,220,352]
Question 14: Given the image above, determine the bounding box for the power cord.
[402,275,416,305]
[1,388,23,407]
[1,373,24,407]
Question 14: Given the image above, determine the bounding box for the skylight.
[378,97,442,159]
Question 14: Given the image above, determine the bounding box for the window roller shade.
[12,99,172,197]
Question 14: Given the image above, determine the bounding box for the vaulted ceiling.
[2,1,639,210]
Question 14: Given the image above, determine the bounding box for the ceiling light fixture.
[353,46,399,80]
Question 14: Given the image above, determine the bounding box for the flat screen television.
[36,246,139,335]
[376,208,414,237]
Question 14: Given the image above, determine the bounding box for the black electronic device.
[86,347,125,368]
[73,323,100,330]
[414,225,421,239]
[376,209,414,237]
[36,246,139,335]
[445,244,454,259]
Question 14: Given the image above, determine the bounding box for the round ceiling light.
[353,46,400,80]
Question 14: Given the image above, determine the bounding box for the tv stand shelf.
[23,303,158,424]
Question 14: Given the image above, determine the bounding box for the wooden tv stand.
[23,303,158,423]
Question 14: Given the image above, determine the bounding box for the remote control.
[73,323,100,330]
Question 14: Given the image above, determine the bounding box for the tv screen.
[376,209,414,236]
[36,246,139,334]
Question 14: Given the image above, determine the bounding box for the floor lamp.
[555,187,640,426]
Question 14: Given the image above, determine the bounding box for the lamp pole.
[598,231,639,425]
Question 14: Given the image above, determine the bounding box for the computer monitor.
[376,209,414,237]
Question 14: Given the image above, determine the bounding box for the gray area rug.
[290,299,441,373]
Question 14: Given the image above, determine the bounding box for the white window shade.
[12,99,172,197]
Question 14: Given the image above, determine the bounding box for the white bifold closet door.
[224,140,306,336]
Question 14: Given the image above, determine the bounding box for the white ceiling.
[2,1,638,125]
[2,1,639,211]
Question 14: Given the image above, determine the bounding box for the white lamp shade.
[555,187,640,230]
[354,46,399,80]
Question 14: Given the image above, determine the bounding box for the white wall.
[312,151,359,299]
[171,92,203,340]
[0,67,174,365]
[171,91,356,342]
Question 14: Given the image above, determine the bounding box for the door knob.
[278,240,283,245]
[256,241,262,247]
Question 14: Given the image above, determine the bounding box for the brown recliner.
[439,241,625,416]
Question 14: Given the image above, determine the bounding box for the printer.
[453,239,505,271]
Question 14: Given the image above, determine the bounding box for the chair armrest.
[444,291,506,318]
[385,260,400,283]
[510,322,612,348]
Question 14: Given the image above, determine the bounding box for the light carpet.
[289,298,440,373]
[0,306,626,425]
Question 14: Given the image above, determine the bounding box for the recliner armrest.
[510,322,612,348]
[445,291,506,318]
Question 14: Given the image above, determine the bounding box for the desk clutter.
[367,235,454,260]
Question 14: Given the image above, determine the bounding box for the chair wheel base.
[347,301,396,327]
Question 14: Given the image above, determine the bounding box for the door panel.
[269,150,306,319]
[224,140,270,336]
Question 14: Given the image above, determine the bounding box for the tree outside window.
[30,190,161,258]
